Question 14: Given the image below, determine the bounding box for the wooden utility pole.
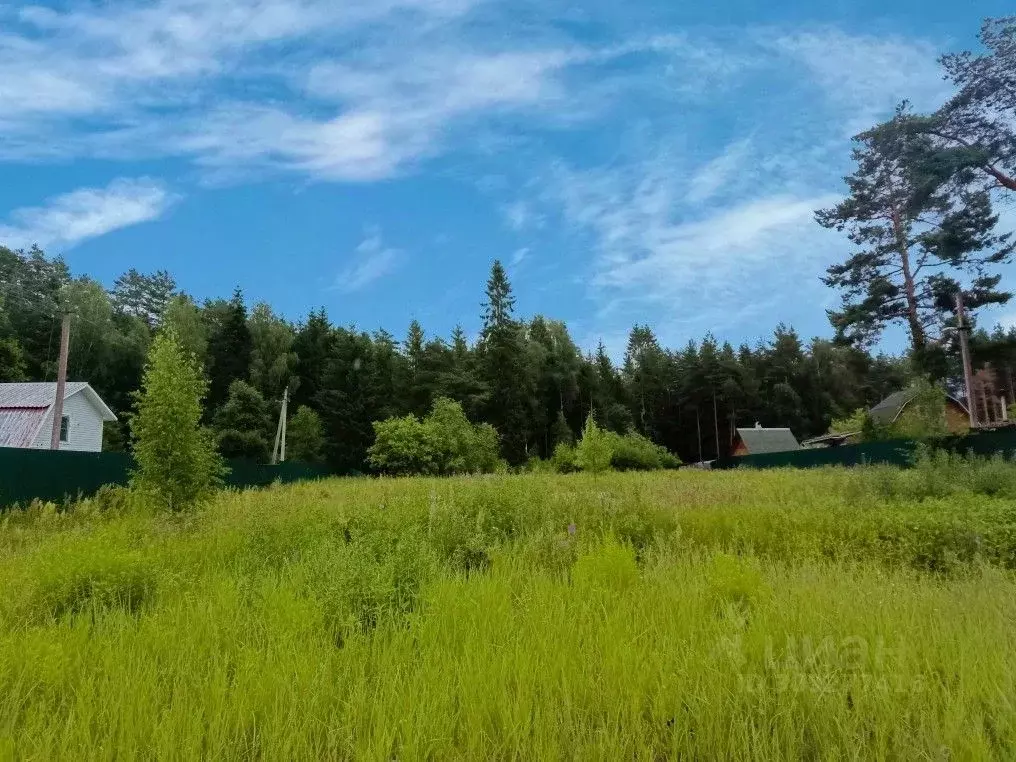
[280,386,288,463]
[49,313,71,450]
[712,392,720,460]
[271,386,289,464]
[955,292,977,429]
[696,408,703,464]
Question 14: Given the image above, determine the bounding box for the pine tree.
[925,17,1016,193]
[818,116,1014,355]
[111,268,177,326]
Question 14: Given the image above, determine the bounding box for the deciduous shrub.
[367,398,504,476]
[607,430,680,471]
[537,420,680,473]
[368,415,438,476]
[550,442,579,473]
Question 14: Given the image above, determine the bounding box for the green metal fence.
[0,447,333,508]
[712,428,1016,471]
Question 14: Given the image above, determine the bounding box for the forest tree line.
[1,15,1015,469]
[1,246,1000,469]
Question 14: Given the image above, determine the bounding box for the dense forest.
[1,16,1015,470]
[3,244,1014,469]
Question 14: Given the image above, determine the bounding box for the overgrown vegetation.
[542,414,681,473]
[1,464,1015,758]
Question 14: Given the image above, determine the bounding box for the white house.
[0,382,117,452]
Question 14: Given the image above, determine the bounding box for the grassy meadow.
[2,459,1016,759]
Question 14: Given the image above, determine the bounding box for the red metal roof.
[0,407,47,448]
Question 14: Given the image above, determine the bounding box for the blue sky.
[1,0,1013,356]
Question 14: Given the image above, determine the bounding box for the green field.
[2,462,1016,759]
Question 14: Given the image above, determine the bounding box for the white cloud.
[0,0,486,164]
[0,0,766,180]
[335,229,401,292]
[770,29,949,134]
[0,178,177,251]
[685,139,753,204]
[546,148,843,341]
[510,247,530,266]
[502,200,543,232]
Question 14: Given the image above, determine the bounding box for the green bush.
[537,428,679,473]
[367,415,438,476]
[607,430,680,471]
[368,398,503,476]
[890,378,948,440]
[550,442,579,473]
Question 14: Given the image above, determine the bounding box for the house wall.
[944,401,971,434]
[732,440,748,457]
[29,392,105,452]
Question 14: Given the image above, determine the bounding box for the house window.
[59,415,70,443]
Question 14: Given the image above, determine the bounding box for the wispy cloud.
[502,200,543,232]
[510,247,530,266]
[542,139,844,343]
[770,29,949,134]
[685,139,753,204]
[335,229,402,292]
[0,1,773,181]
[0,178,177,251]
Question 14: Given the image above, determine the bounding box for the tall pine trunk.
[891,207,926,352]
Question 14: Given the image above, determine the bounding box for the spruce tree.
[479,260,533,464]
[292,309,334,410]
[403,319,431,416]
[213,380,271,461]
[436,325,487,420]
[205,288,253,412]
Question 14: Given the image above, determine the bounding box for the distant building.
[0,382,116,452]
[969,366,1010,427]
[868,389,970,435]
[731,425,802,457]
[802,431,859,449]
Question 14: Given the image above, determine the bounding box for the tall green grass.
[1,465,1015,759]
